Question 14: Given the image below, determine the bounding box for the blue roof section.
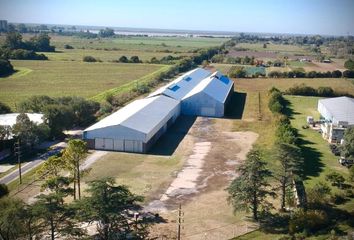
[169,85,180,92]
[219,76,230,85]
[184,76,192,81]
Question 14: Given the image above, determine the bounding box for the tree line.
[0,139,158,240]
[228,88,354,238]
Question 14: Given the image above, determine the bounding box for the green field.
[0,60,164,109]
[47,35,228,52]
[236,42,309,54]
[40,48,187,62]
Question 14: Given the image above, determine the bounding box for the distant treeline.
[0,32,55,61]
[268,70,354,78]
[284,84,354,98]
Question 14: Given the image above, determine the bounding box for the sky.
[0,0,353,36]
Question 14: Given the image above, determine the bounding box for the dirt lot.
[147,117,259,239]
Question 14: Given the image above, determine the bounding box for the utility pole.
[177,203,183,240]
[14,139,22,184]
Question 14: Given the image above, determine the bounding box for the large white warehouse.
[83,68,234,153]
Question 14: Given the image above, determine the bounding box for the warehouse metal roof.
[183,71,234,103]
[318,96,354,125]
[84,95,180,134]
[0,113,44,127]
[148,68,212,100]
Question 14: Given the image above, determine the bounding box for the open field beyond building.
[0,60,164,109]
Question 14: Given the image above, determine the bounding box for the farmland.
[0,60,164,108]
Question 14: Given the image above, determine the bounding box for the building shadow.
[148,115,197,156]
[224,91,247,119]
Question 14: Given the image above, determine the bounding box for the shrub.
[228,66,247,78]
[344,59,354,70]
[317,87,334,97]
[307,181,331,206]
[64,44,74,49]
[118,55,128,63]
[0,101,12,114]
[331,70,342,78]
[0,183,9,198]
[285,84,317,96]
[330,192,347,205]
[83,56,97,62]
[289,209,330,234]
[129,56,141,63]
[325,172,345,189]
[268,71,282,78]
[0,58,14,77]
[343,70,354,78]
[9,49,48,60]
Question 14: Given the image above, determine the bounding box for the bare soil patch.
[147,117,258,239]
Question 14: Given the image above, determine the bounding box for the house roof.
[319,96,354,125]
[0,113,44,127]
[84,95,180,134]
[148,68,212,100]
[183,71,233,103]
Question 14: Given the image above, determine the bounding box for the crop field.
[0,60,164,109]
[40,48,186,62]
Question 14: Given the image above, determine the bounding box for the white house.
[318,96,354,143]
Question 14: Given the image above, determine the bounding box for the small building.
[83,95,180,153]
[318,96,354,143]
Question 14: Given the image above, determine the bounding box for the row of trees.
[284,84,354,98]
[0,140,154,240]
[18,96,100,137]
[267,69,353,78]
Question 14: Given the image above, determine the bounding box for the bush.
[343,70,354,78]
[0,58,14,76]
[268,71,283,78]
[268,91,285,114]
[326,172,345,188]
[0,183,9,198]
[317,87,335,97]
[118,55,128,63]
[129,56,141,63]
[228,66,247,78]
[331,70,342,78]
[344,59,354,70]
[64,44,74,49]
[330,193,347,205]
[83,56,97,62]
[289,209,330,234]
[285,84,317,96]
[307,182,331,206]
[9,49,48,60]
[0,101,12,114]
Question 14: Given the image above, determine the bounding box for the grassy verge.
[90,64,170,102]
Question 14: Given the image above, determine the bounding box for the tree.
[331,70,342,78]
[130,56,141,63]
[0,197,27,240]
[227,149,274,220]
[33,193,84,240]
[263,43,267,48]
[343,70,354,78]
[62,139,88,200]
[118,55,128,63]
[326,172,345,189]
[4,31,23,49]
[17,23,28,33]
[98,28,115,38]
[344,59,354,70]
[342,127,354,158]
[0,101,11,114]
[306,181,331,206]
[273,143,303,211]
[75,178,147,240]
[0,183,9,199]
[42,104,74,137]
[37,156,74,200]
[83,55,97,62]
[26,33,55,52]
[12,113,43,149]
[0,59,14,77]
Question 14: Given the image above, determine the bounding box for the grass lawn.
[83,152,183,203]
[0,60,164,109]
[286,95,354,210]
